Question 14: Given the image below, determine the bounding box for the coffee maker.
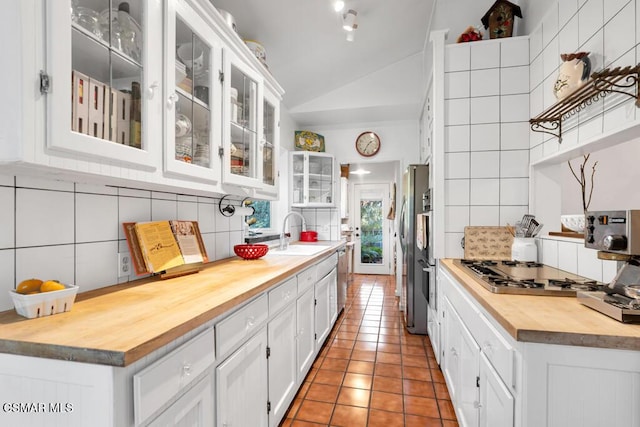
[577,210,640,323]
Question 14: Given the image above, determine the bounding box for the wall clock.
[355,132,381,157]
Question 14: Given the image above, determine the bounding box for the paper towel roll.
[235,206,255,216]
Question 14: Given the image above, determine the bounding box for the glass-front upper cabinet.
[258,88,280,195]
[290,152,335,207]
[164,0,222,183]
[48,0,161,168]
[222,49,263,188]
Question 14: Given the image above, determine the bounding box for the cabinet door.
[163,0,222,183]
[221,48,264,188]
[290,152,306,206]
[148,374,214,427]
[49,0,160,168]
[442,298,461,403]
[315,273,332,348]
[216,328,268,427]
[268,304,297,427]
[457,311,480,427]
[328,269,338,326]
[256,88,280,197]
[479,353,514,427]
[296,287,315,380]
[290,152,336,207]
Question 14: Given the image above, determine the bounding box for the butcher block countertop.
[0,242,344,367]
[441,259,640,351]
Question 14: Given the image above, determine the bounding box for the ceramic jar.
[512,237,537,262]
[553,52,591,100]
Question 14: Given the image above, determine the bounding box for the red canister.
[300,231,318,242]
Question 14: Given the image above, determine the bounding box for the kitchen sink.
[266,244,332,256]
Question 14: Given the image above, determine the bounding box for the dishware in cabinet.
[163,0,222,183]
[221,48,264,188]
[47,0,161,169]
[255,88,280,197]
[290,151,336,207]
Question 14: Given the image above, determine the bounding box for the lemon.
[40,280,66,293]
[16,279,43,295]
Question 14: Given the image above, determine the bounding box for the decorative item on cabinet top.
[457,26,483,43]
[530,64,640,142]
[553,52,591,100]
[295,130,325,152]
[481,0,522,39]
[244,40,267,67]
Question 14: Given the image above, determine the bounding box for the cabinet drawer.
[297,265,317,294]
[477,312,514,388]
[317,253,338,279]
[134,327,215,426]
[269,276,297,315]
[216,294,268,357]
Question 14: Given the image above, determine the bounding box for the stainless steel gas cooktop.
[455,259,604,296]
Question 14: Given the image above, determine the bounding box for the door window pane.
[360,199,383,264]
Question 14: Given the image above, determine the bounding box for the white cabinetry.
[296,286,316,380]
[291,152,336,207]
[216,328,269,427]
[148,375,213,427]
[478,353,514,427]
[267,304,297,427]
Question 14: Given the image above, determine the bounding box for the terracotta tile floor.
[280,274,459,427]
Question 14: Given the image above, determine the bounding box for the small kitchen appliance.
[577,210,640,323]
[455,259,602,296]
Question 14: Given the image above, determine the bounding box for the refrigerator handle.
[399,197,407,245]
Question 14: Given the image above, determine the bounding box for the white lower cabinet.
[216,328,269,427]
[296,286,316,380]
[267,304,297,427]
[479,353,514,427]
[314,271,332,348]
[148,375,214,427]
[328,269,338,326]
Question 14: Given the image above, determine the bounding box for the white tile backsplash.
[500,150,529,178]
[16,245,75,287]
[0,187,14,249]
[76,193,118,243]
[559,0,579,27]
[152,198,178,221]
[16,188,75,247]
[541,239,559,268]
[445,44,470,72]
[501,94,530,123]
[215,231,231,260]
[542,3,560,48]
[604,2,635,66]
[470,124,500,151]
[445,179,470,206]
[0,175,14,187]
[177,201,199,222]
[470,179,500,205]
[76,241,119,292]
[501,66,529,95]
[469,206,500,225]
[470,96,500,124]
[501,122,530,150]
[445,98,470,126]
[500,178,529,205]
[16,176,74,192]
[501,37,529,67]
[470,69,500,97]
[530,24,543,61]
[470,42,500,70]
[577,245,603,281]
[559,14,579,58]
[445,232,465,259]
[542,36,560,80]
[197,202,216,233]
[579,0,604,46]
[445,71,470,99]
[445,206,469,232]
[0,249,15,311]
[602,259,619,283]
[499,205,529,225]
[445,125,470,152]
[445,152,470,179]
[118,196,151,239]
[470,151,500,179]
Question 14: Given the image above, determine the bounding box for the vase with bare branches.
[568,153,597,212]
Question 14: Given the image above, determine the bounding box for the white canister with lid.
[511,237,538,262]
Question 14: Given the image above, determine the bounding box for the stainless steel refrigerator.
[400,164,432,334]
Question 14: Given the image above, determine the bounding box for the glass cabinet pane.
[262,99,275,186]
[174,17,211,167]
[71,0,144,148]
[230,65,258,178]
[292,154,305,204]
[308,156,333,204]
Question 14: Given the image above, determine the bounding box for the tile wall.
[298,207,341,242]
[529,0,639,159]
[529,0,640,281]
[443,37,531,258]
[0,175,249,312]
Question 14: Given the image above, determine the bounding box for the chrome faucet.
[280,211,307,250]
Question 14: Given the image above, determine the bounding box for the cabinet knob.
[284,291,291,300]
[299,328,304,336]
[450,347,458,358]
[483,342,492,353]
[182,363,192,377]
[147,81,159,99]
[167,93,179,109]
[473,401,482,409]
[246,316,255,329]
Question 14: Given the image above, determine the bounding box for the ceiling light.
[346,31,355,41]
[333,0,345,12]
[350,169,370,175]
[342,9,357,31]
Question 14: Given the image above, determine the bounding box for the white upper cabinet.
[49,0,161,169]
[256,87,280,197]
[290,152,336,208]
[164,0,222,183]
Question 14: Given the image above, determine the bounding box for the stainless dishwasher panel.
[337,248,348,313]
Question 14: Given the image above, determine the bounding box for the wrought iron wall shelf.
[530,65,640,142]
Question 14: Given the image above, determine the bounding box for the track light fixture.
[333,0,345,12]
[342,9,357,31]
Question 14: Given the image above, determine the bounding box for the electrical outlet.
[118,252,131,278]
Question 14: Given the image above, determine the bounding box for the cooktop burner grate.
[548,278,600,292]
[501,260,543,268]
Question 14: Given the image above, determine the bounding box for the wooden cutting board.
[464,226,514,260]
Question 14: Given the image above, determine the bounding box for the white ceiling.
[210,0,525,126]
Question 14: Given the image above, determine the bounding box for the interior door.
[353,183,391,275]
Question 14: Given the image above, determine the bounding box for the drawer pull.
[450,347,458,358]
[182,363,192,377]
[284,291,291,300]
[299,328,304,336]
[246,316,256,329]
[483,342,493,353]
